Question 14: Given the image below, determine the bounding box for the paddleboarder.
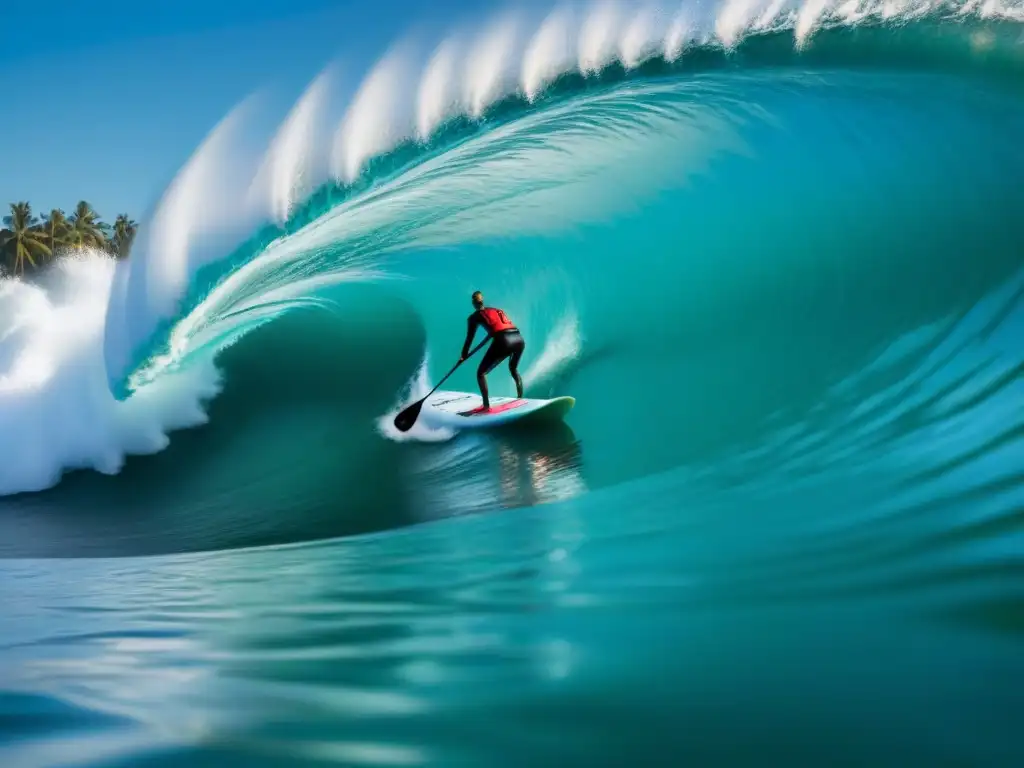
[461,291,525,411]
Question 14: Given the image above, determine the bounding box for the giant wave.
[1,0,1023,546]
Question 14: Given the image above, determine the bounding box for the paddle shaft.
[393,335,495,431]
[421,335,490,403]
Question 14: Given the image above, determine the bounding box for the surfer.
[461,291,525,411]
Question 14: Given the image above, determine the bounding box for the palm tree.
[111,214,138,258]
[1,202,51,275]
[40,208,69,256]
[66,200,107,250]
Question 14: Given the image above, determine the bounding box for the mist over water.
[2,1,1024,765]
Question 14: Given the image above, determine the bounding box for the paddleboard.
[419,390,575,430]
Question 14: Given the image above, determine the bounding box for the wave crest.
[102,1,1024,387]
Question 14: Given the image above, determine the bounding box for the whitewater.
[2,0,1024,765]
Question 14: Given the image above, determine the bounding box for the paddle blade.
[393,399,425,432]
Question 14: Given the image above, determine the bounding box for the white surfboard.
[419,390,575,430]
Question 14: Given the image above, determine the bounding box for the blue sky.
[0,0,530,222]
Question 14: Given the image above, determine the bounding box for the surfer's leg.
[477,340,503,409]
[508,336,524,398]
[476,369,489,410]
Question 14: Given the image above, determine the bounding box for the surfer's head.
[471,291,484,309]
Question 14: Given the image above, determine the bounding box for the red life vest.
[478,307,516,334]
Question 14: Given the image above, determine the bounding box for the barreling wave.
[0,0,1022,531]
[102,0,1024,394]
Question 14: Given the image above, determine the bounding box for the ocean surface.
[3,2,1024,765]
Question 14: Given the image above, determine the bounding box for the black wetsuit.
[462,307,525,404]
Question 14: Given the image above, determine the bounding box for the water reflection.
[404,423,586,523]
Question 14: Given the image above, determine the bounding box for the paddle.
[393,336,490,432]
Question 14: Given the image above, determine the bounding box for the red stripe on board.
[459,399,528,417]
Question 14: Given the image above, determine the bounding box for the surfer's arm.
[461,314,479,359]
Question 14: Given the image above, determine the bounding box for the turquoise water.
[3,5,1024,766]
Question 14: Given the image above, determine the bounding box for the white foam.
[377,354,457,443]
[0,254,220,495]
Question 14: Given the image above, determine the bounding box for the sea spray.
[332,42,420,184]
[253,65,339,225]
